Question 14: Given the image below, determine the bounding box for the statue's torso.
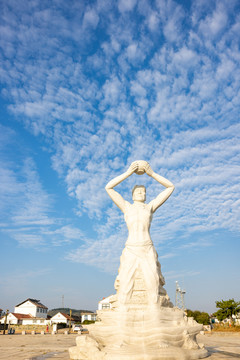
[124,202,153,246]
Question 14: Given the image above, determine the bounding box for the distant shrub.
[187,309,210,325]
[82,320,95,325]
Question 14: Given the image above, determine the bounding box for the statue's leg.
[116,247,138,305]
[142,246,166,303]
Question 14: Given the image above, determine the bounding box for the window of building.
[102,304,110,309]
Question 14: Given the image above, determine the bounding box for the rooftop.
[15,298,48,309]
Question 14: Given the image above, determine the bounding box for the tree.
[196,312,210,325]
[186,309,210,325]
[213,299,240,321]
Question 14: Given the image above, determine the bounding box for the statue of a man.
[69,162,208,360]
[105,161,175,306]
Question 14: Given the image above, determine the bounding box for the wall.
[22,318,48,325]
[50,313,68,324]
[0,314,18,325]
[8,324,53,332]
[14,301,37,317]
[14,301,47,319]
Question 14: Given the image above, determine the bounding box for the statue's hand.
[127,161,139,175]
[144,163,154,176]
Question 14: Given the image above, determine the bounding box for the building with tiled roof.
[50,312,81,325]
[0,299,50,326]
[15,298,47,309]
[14,298,48,319]
[0,312,33,325]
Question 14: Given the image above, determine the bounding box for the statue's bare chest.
[124,204,152,227]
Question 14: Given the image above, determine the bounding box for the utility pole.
[69,309,72,333]
[62,295,64,308]
[3,310,9,335]
[175,281,186,310]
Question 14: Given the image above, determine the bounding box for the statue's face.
[132,186,146,202]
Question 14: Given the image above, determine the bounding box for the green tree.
[196,312,210,325]
[186,309,210,325]
[213,299,240,321]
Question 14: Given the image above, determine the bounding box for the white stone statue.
[105,160,174,307]
[69,160,208,360]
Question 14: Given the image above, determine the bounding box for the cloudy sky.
[0,0,239,314]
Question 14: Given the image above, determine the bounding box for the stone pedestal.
[69,279,208,359]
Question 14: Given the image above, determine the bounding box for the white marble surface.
[69,161,208,359]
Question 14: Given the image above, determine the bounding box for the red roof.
[52,312,80,321]
[11,313,33,319]
[61,312,72,319]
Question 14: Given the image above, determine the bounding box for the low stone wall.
[9,324,53,332]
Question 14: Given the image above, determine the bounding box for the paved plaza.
[199,333,240,359]
[0,332,240,359]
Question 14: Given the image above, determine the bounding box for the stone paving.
[199,333,240,359]
[0,333,77,360]
[0,332,240,359]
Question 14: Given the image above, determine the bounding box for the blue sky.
[0,0,239,314]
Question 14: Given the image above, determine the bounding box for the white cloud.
[126,42,146,64]
[164,270,201,280]
[9,158,54,227]
[83,8,99,28]
[0,128,88,250]
[216,56,235,81]
[173,47,198,68]
[159,252,177,259]
[100,77,126,109]
[0,0,239,275]
[147,12,160,32]
[118,0,137,13]
[198,3,228,39]
[155,0,185,43]
[12,233,46,247]
[44,225,84,240]
[66,232,126,273]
